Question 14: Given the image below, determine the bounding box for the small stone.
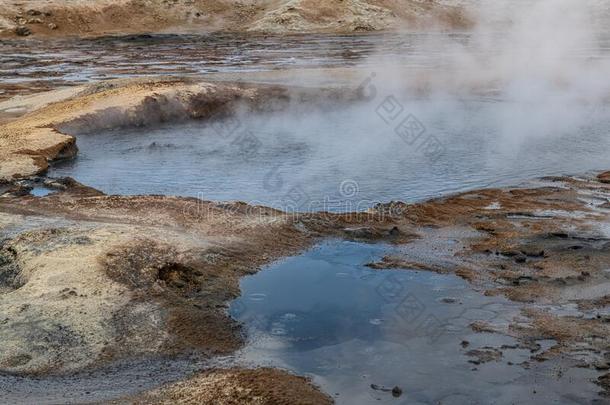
[48,22,58,30]
[598,171,610,184]
[595,362,610,371]
[514,254,527,264]
[15,26,31,36]
[391,386,402,397]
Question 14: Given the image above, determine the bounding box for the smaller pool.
[30,186,54,197]
[230,240,602,404]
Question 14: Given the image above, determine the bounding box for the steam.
[53,1,610,208]
[349,0,610,157]
[257,0,610,204]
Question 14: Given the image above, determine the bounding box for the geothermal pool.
[50,96,610,211]
[229,241,600,404]
[16,29,610,403]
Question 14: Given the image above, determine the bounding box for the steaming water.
[50,96,610,211]
[230,240,602,404]
[13,25,610,403]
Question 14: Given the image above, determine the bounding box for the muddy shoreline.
[2,78,610,402]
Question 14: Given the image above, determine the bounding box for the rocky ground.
[2,78,610,401]
[0,0,472,38]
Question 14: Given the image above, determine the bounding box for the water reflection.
[230,240,601,404]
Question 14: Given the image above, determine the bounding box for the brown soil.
[123,367,333,404]
[0,0,472,38]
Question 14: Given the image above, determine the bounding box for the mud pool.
[50,97,610,211]
[229,241,601,404]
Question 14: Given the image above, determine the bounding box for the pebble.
[15,26,31,36]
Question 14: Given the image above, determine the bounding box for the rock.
[598,171,610,184]
[388,226,400,236]
[595,361,610,371]
[466,348,503,364]
[15,26,31,36]
[370,383,402,397]
[26,9,42,16]
[27,18,43,24]
[344,226,375,239]
[514,254,527,264]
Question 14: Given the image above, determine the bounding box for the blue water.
[229,241,601,404]
[30,186,54,197]
[50,97,610,211]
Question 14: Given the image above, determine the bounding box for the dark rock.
[370,383,402,397]
[466,348,502,364]
[514,254,527,263]
[15,26,32,36]
[520,249,545,258]
[595,362,610,371]
[500,250,520,257]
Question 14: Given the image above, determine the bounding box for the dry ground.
[0,0,472,38]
